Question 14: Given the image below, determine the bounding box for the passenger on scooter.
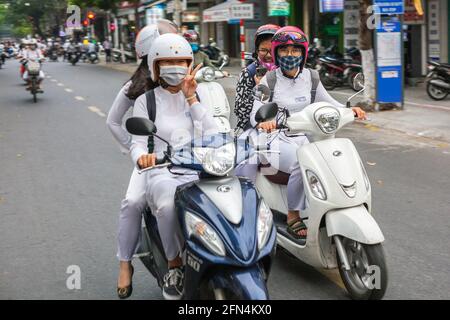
[236,26,366,240]
[130,34,218,300]
[234,24,280,133]
[106,20,179,299]
[22,40,45,92]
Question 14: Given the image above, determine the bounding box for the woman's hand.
[182,63,203,102]
[352,107,367,120]
[254,75,262,86]
[137,153,156,169]
[257,120,277,132]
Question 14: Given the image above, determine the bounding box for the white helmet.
[135,19,178,59]
[147,34,193,82]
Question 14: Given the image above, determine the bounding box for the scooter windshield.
[170,133,236,175]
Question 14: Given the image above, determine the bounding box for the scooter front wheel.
[336,237,388,300]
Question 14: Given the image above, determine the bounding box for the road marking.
[46,75,51,79]
[65,88,73,93]
[75,96,85,101]
[51,79,57,82]
[88,106,106,118]
[57,83,64,87]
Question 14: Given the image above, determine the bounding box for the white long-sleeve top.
[130,86,219,167]
[250,68,344,127]
[24,48,43,61]
[106,81,134,154]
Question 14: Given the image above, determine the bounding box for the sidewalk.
[98,58,450,144]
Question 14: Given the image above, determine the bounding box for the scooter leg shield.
[325,205,385,245]
[209,265,269,300]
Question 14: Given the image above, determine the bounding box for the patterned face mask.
[278,55,303,71]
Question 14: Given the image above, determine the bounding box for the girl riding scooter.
[106,19,178,299]
[236,26,366,240]
[130,34,218,299]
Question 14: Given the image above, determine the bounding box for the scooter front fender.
[325,205,385,244]
[209,265,269,300]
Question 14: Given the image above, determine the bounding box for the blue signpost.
[374,0,404,109]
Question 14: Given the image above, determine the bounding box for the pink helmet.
[271,26,309,70]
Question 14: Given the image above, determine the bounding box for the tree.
[358,0,376,109]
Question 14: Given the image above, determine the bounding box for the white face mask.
[159,65,189,86]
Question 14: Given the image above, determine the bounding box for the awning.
[203,0,254,23]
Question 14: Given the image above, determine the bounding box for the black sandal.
[286,217,307,240]
[117,265,134,299]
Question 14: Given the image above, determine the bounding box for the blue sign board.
[374,0,404,15]
[319,0,344,13]
[376,15,403,104]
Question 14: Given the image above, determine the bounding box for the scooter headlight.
[306,170,327,200]
[185,211,226,256]
[257,200,273,251]
[314,107,340,134]
[202,67,215,82]
[193,143,235,176]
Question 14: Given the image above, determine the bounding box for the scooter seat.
[258,163,290,185]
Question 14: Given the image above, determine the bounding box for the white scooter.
[250,76,388,300]
[195,62,231,134]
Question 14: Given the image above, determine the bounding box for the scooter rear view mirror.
[252,84,271,103]
[353,72,365,91]
[255,102,278,123]
[126,117,157,135]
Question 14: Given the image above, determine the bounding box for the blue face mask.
[190,43,199,53]
[278,55,303,71]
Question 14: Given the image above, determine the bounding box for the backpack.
[265,68,321,103]
[144,89,200,153]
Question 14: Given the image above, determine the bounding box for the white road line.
[88,106,106,117]
[57,83,64,87]
[51,79,57,82]
[64,88,73,93]
[75,96,85,101]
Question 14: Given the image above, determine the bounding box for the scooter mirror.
[253,84,271,103]
[255,102,278,123]
[353,72,365,91]
[126,117,157,135]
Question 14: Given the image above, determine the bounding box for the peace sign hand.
[182,63,203,99]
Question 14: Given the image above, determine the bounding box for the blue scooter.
[126,112,277,300]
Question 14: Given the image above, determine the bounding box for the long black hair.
[125,56,158,100]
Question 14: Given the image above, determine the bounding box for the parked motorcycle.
[200,40,230,68]
[318,51,363,91]
[306,45,321,69]
[426,61,450,100]
[249,75,388,300]
[126,120,276,300]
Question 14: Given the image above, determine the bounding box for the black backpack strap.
[145,89,156,153]
[266,70,277,102]
[310,69,320,103]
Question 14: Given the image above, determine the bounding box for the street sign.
[230,4,254,20]
[268,0,290,17]
[319,0,344,13]
[375,15,403,103]
[374,0,405,15]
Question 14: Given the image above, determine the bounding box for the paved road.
[0,60,449,299]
